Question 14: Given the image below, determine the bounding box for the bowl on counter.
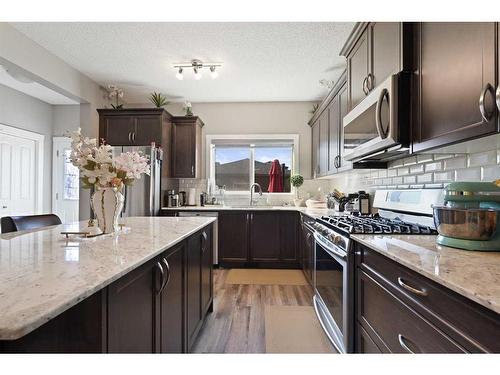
[433,206,498,241]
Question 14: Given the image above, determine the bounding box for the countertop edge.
[350,234,500,315]
[0,217,216,341]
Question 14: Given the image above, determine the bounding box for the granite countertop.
[0,216,216,340]
[351,234,500,315]
[161,205,337,218]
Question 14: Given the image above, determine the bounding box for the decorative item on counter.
[327,189,348,211]
[433,181,500,251]
[148,92,169,108]
[69,128,150,234]
[305,187,327,209]
[107,84,124,109]
[183,100,193,116]
[290,174,304,207]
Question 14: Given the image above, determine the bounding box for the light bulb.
[175,67,183,80]
[193,67,202,80]
[210,66,218,79]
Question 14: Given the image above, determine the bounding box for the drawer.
[357,270,465,353]
[357,243,500,352]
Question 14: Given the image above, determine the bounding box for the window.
[209,136,297,194]
[63,149,79,200]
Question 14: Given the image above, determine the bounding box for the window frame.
[207,134,299,196]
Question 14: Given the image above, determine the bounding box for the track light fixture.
[173,60,222,80]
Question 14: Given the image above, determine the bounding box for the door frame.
[0,123,44,214]
[52,136,79,221]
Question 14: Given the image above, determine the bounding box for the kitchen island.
[0,216,215,353]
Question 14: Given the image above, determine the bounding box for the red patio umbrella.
[268,159,283,192]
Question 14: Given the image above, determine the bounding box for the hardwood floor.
[192,269,315,353]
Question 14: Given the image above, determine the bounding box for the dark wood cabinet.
[218,212,249,264]
[159,243,185,353]
[412,22,498,152]
[171,116,204,178]
[107,257,160,353]
[369,22,401,89]
[311,121,320,178]
[337,83,351,172]
[186,230,202,350]
[300,213,315,286]
[355,243,500,353]
[318,110,329,177]
[218,211,299,268]
[98,108,168,147]
[327,96,339,175]
[346,28,370,111]
[249,212,281,261]
[201,228,213,315]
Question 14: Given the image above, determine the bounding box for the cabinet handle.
[375,88,389,139]
[201,231,208,253]
[132,132,136,142]
[397,277,427,297]
[366,73,374,92]
[479,83,494,122]
[496,85,500,112]
[398,334,418,354]
[128,132,132,142]
[161,258,171,291]
[155,261,165,294]
[191,165,194,175]
[362,76,368,95]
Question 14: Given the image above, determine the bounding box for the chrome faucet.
[249,183,263,206]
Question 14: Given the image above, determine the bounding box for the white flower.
[87,144,113,165]
[114,151,150,180]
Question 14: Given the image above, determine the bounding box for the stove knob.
[332,235,342,245]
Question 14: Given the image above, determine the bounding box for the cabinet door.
[318,110,329,176]
[218,212,249,263]
[338,83,351,171]
[171,122,195,178]
[134,116,162,145]
[327,97,339,175]
[413,23,497,152]
[369,22,401,89]
[300,221,314,285]
[347,28,369,111]
[249,212,280,261]
[186,231,202,350]
[279,212,299,263]
[159,244,184,353]
[200,226,213,314]
[101,116,135,146]
[311,122,320,178]
[107,259,160,353]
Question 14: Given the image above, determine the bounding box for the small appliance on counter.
[165,190,180,208]
[327,189,348,212]
[342,191,371,215]
[433,182,500,251]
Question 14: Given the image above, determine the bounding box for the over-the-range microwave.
[343,72,411,163]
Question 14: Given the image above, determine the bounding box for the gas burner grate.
[317,214,437,235]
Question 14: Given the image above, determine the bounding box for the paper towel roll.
[188,188,196,206]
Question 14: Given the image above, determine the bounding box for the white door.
[0,133,36,218]
[52,137,79,224]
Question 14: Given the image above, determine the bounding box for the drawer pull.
[397,277,427,297]
[398,334,418,354]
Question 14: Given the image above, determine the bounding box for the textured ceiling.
[11,22,354,103]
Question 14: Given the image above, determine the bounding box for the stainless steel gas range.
[312,188,442,353]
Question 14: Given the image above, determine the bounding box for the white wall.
[53,105,80,136]
[0,84,53,212]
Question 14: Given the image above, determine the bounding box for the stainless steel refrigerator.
[110,144,162,217]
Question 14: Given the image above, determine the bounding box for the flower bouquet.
[69,128,150,233]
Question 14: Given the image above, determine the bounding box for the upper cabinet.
[171,116,204,179]
[98,108,169,147]
[411,22,498,153]
[341,22,411,113]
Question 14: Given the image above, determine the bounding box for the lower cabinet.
[354,243,500,353]
[0,224,214,353]
[300,213,315,285]
[218,211,299,268]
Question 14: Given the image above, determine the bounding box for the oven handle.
[313,232,347,261]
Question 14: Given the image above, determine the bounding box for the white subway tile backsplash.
[417,154,433,164]
[397,167,409,176]
[434,171,454,182]
[398,185,410,189]
[410,164,425,174]
[378,170,388,178]
[417,173,433,184]
[383,178,392,185]
[444,156,467,170]
[425,161,442,172]
[468,150,497,167]
[403,156,418,166]
[390,159,404,168]
[404,175,416,184]
[387,169,398,177]
[434,154,456,160]
[455,167,481,182]
[482,165,500,181]
[392,176,403,185]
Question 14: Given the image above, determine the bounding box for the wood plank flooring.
[192,269,315,353]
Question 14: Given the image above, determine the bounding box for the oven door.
[342,72,410,162]
[313,232,348,353]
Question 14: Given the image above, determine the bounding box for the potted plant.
[69,129,150,233]
[107,84,124,109]
[290,174,305,207]
[183,100,193,116]
[149,92,169,108]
